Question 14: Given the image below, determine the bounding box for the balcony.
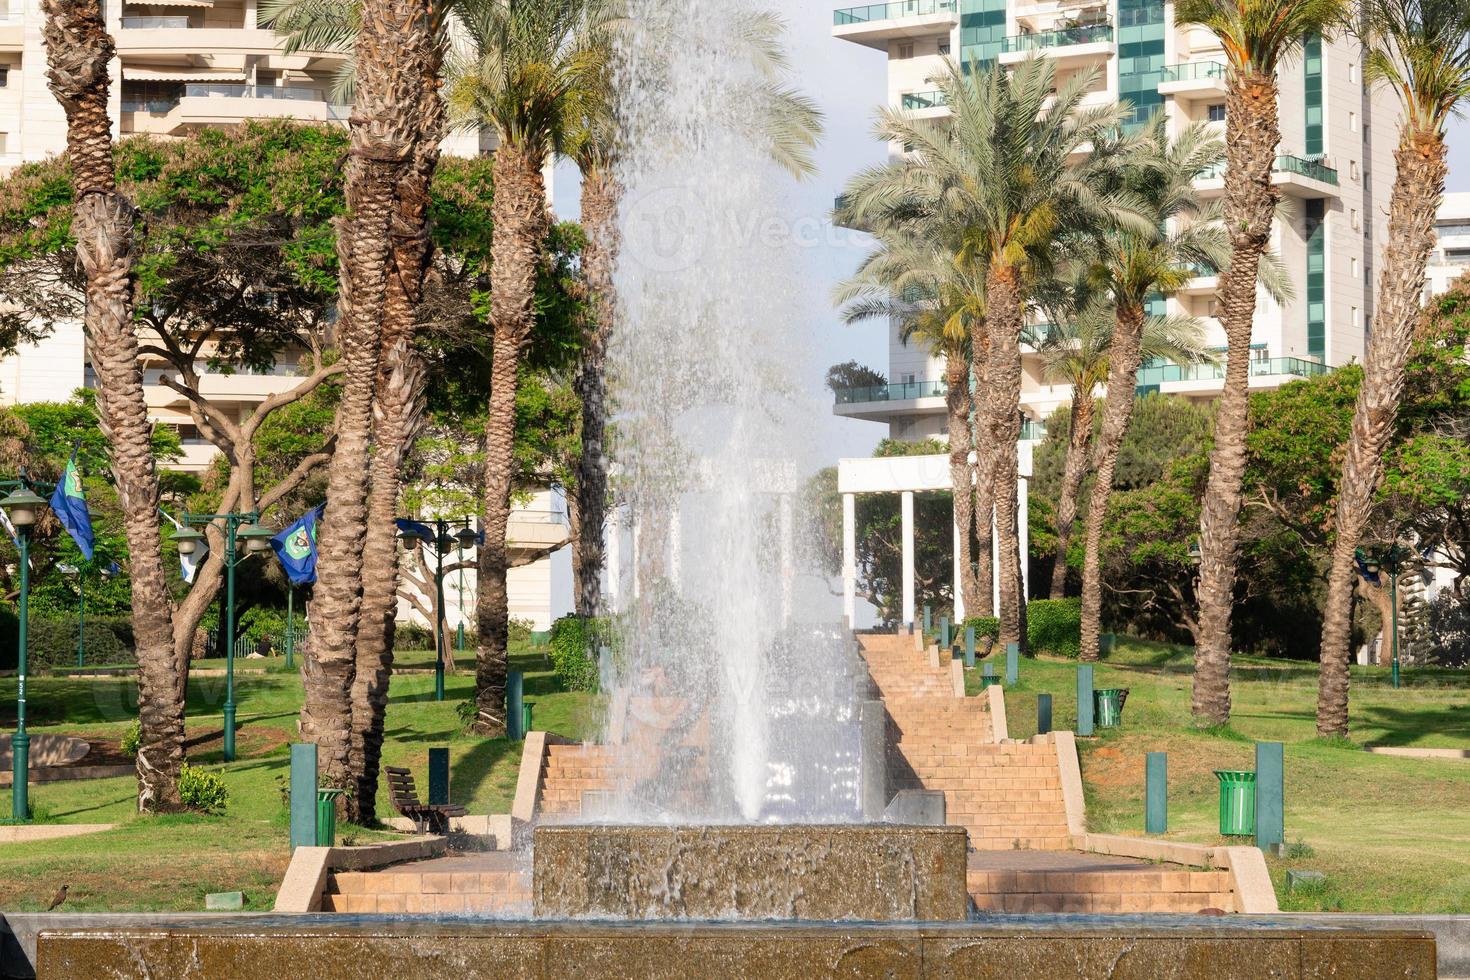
[1020,418,1048,441]
[835,379,947,405]
[900,90,949,118]
[124,85,349,135]
[1193,155,1339,200]
[1134,356,1329,391]
[1158,60,1227,101]
[115,24,344,66]
[832,0,958,50]
[999,22,1114,68]
[1175,262,1219,296]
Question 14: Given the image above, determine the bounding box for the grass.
[966,639,1470,913]
[0,640,600,912]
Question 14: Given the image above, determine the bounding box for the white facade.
[1427,192,1470,298]
[0,3,567,628]
[831,0,1402,440]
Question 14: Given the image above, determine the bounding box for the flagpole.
[285,585,295,670]
[76,574,85,669]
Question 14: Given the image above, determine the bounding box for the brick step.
[325,870,532,914]
[968,870,1235,914]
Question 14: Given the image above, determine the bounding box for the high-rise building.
[831,0,1401,441]
[0,0,568,627]
[1428,192,1470,297]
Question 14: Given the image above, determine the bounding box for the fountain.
[23,0,1440,974]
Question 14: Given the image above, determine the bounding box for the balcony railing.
[1274,154,1339,185]
[122,99,181,113]
[1002,22,1112,53]
[1134,356,1328,387]
[183,83,327,101]
[1160,60,1226,83]
[121,15,189,27]
[834,380,947,404]
[1020,418,1048,441]
[901,90,947,110]
[834,0,956,25]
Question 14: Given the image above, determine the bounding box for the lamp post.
[172,511,274,761]
[399,517,477,702]
[1356,542,1414,690]
[284,584,296,670]
[2,486,45,820]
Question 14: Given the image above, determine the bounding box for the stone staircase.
[321,853,530,915]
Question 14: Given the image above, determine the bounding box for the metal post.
[76,573,85,668]
[434,521,446,702]
[285,585,295,669]
[1077,664,1095,737]
[1037,693,1052,735]
[289,743,318,850]
[1005,641,1018,686]
[923,605,932,635]
[507,670,524,741]
[964,626,975,669]
[1145,752,1167,834]
[223,517,237,763]
[428,747,449,806]
[12,529,29,820]
[939,616,949,650]
[1390,571,1400,690]
[1255,741,1284,851]
[457,542,466,652]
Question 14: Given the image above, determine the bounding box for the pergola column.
[842,493,857,628]
[953,511,965,622]
[901,490,916,627]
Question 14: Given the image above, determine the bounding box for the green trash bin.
[1214,770,1256,836]
[316,788,346,847]
[1094,688,1124,728]
[522,702,533,735]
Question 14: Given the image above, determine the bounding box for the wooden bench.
[384,766,467,834]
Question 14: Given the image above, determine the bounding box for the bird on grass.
[46,885,67,911]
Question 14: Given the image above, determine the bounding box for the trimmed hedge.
[547,615,604,692]
[0,608,135,670]
[963,600,1082,658]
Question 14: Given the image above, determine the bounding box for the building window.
[1305,199,1326,360]
[938,40,950,55]
[896,42,914,59]
[1303,32,1323,157]
[1206,103,1226,123]
[1351,208,1360,230]
[1349,110,1357,132]
[1351,256,1359,278]
[1350,160,1359,181]
[0,67,8,88]
[1349,63,1358,84]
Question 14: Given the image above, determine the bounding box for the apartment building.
[831,0,1401,441]
[1428,192,1470,298]
[0,0,567,627]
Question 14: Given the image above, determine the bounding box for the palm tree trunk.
[1191,72,1279,728]
[1079,304,1147,661]
[41,0,184,812]
[347,84,441,822]
[945,354,981,616]
[1049,391,1095,599]
[1317,131,1448,738]
[572,167,620,619]
[299,0,430,787]
[475,143,549,736]
[983,263,1025,649]
[970,320,994,620]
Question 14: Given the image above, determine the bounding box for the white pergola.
[837,447,1032,627]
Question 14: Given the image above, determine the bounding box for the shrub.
[394,621,435,650]
[547,615,603,692]
[178,762,229,814]
[121,720,141,758]
[962,616,1000,641]
[455,698,478,732]
[1027,598,1081,658]
[0,610,133,670]
[237,606,289,653]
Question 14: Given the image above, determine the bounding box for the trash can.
[522,703,533,735]
[315,788,346,847]
[1094,689,1125,728]
[1214,770,1256,836]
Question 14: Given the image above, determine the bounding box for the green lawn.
[0,641,600,912]
[967,639,1470,913]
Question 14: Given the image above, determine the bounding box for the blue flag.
[271,504,325,585]
[50,454,94,560]
[394,518,435,545]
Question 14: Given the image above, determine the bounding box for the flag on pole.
[272,504,325,585]
[50,452,94,560]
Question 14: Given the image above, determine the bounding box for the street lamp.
[1355,542,1414,690]
[2,486,45,820]
[399,517,477,702]
[1188,540,1202,565]
[173,511,271,761]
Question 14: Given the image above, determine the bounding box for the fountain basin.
[532,824,968,921]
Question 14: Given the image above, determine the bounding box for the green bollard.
[523,703,533,735]
[1077,664,1095,736]
[923,605,932,635]
[289,743,317,851]
[981,662,996,688]
[1146,752,1167,834]
[506,671,525,741]
[428,747,449,806]
[1005,642,1018,685]
[963,626,975,669]
[1255,741,1284,851]
[1037,693,1052,735]
[939,616,950,649]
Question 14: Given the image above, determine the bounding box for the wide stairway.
[857,631,1237,914]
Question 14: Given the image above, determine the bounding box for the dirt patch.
[1079,733,1256,798]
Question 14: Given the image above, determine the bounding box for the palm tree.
[561,9,820,618]
[40,0,186,811]
[447,0,610,736]
[1317,0,1470,738]
[1075,118,1270,664]
[839,56,1143,647]
[291,0,442,788]
[264,0,452,821]
[835,233,987,614]
[1175,0,1348,726]
[1033,297,1215,602]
